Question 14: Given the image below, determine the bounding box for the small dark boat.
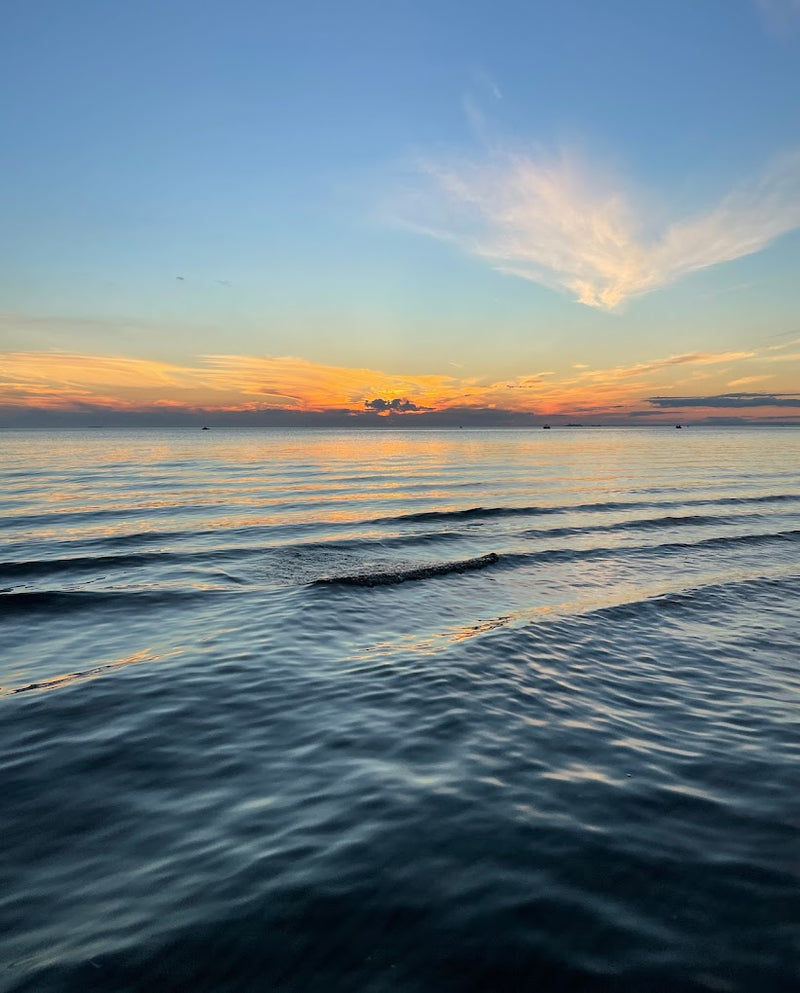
[543,424,551,429]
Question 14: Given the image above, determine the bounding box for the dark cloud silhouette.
[0,402,543,429]
[649,392,800,409]
[4,398,800,429]
[364,398,422,412]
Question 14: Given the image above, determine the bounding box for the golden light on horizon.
[1,345,799,422]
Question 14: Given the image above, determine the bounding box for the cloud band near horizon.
[2,341,799,423]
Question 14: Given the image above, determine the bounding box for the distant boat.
[543,424,551,429]
[675,424,682,429]
[202,426,210,431]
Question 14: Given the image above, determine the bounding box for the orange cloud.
[0,344,795,421]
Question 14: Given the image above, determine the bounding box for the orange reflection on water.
[5,644,186,697]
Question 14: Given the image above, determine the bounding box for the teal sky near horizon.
[2,0,800,422]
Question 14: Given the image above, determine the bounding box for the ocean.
[1,427,798,992]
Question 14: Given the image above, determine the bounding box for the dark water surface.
[1,428,798,992]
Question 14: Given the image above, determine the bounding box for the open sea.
[1,426,798,993]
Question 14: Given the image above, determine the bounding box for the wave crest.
[315,552,500,587]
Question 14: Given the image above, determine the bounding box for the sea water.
[1,427,798,992]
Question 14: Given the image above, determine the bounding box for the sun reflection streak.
[4,644,186,696]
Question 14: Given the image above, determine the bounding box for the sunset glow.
[1,1,798,425]
[4,339,800,425]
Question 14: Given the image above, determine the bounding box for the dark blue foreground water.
[1,428,798,992]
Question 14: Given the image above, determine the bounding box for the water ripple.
[1,428,799,993]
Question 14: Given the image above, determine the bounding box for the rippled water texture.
[1,428,798,992]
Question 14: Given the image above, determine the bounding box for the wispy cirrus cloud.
[404,147,800,310]
[728,375,773,387]
[760,351,800,362]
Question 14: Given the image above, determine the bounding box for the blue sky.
[2,0,800,422]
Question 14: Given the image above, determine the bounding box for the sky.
[2,0,800,426]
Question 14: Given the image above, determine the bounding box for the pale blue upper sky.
[2,0,800,383]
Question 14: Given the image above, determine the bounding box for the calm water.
[1,427,798,992]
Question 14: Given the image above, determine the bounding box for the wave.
[497,528,800,570]
[590,571,800,623]
[314,552,500,587]
[0,551,182,580]
[0,505,784,581]
[0,502,229,531]
[519,511,766,541]
[0,588,211,615]
[5,523,796,591]
[468,567,800,647]
[370,492,800,527]
[347,561,800,664]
